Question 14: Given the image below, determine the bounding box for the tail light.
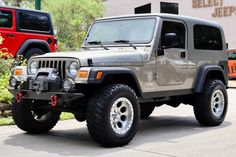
[54,39,60,51]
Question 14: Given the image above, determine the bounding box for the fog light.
[63,78,75,92]
[9,76,18,87]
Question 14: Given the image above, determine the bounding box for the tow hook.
[50,95,58,107]
[16,92,23,103]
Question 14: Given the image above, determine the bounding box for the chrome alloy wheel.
[211,90,225,118]
[110,97,134,135]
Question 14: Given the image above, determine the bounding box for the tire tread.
[86,84,140,147]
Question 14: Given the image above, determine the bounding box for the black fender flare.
[88,67,143,97]
[16,39,50,56]
[194,65,227,93]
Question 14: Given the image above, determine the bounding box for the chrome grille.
[34,58,78,79]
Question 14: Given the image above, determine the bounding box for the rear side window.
[194,25,223,50]
[0,10,12,28]
[19,12,50,32]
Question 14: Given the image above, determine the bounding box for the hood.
[33,49,145,66]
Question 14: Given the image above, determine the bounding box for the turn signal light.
[96,71,103,80]
[77,71,88,78]
[14,69,23,76]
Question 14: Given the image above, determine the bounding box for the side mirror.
[162,33,178,49]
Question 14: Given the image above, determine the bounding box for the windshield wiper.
[87,41,109,50]
[114,40,137,49]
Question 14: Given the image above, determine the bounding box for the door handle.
[180,51,186,58]
[6,33,15,37]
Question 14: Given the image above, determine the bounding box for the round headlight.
[68,61,78,76]
[29,61,38,75]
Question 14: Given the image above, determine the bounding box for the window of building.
[194,25,223,50]
[161,21,186,49]
[135,3,151,14]
[0,10,12,28]
[19,12,50,32]
[160,2,178,15]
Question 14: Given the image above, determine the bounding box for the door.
[0,8,16,55]
[156,20,188,87]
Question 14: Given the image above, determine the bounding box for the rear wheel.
[12,98,60,134]
[193,80,228,126]
[24,48,45,60]
[86,84,140,147]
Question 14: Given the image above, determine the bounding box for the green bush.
[0,35,14,104]
[0,55,27,104]
[0,53,27,104]
[0,73,12,104]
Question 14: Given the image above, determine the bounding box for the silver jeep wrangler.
[9,14,228,147]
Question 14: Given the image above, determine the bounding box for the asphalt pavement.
[0,88,236,157]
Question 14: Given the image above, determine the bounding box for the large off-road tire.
[193,80,228,126]
[12,98,60,134]
[24,48,45,60]
[74,112,86,122]
[140,103,155,119]
[86,84,140,147]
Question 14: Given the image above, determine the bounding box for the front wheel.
[12,99,60,134]
[74,112,86,122]
[193,80,228,126]
[86,84,140,147]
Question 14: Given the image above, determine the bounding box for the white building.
[104,0,236,49]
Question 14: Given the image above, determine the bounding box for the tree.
[1,0,33,7]
[42,0,104,51]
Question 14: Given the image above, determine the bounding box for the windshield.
[85,18,157,45]
[227,51,236,60]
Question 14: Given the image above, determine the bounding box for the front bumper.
[9,67,85,105]
[9,87,84,103]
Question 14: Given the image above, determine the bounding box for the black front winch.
[28,68,61,93]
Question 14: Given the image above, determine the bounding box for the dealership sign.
[192,0,236,17]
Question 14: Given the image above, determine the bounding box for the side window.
[161,21,186,49]
[19,12,50,32]
[194,25,223,50]
[0,10,12,28]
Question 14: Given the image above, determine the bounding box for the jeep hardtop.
[9,14,228,147]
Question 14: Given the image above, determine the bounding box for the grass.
[60,112,75,120]
[0,112,75,126]
[0,117,14,126]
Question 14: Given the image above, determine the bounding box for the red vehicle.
[0,7,58,59]
[227,49,236,79]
